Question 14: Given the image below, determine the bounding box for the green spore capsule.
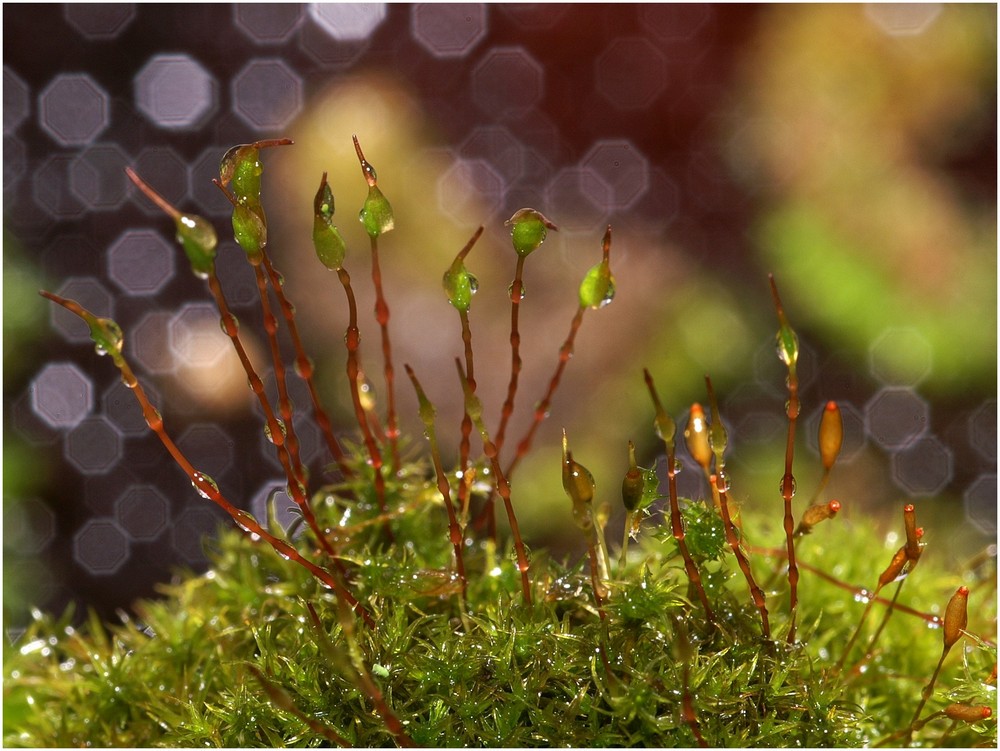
[578,225,615,309]
[90,316,124,359]
[312,174,347,271]
[232,202,266,264]
[562,430,595,531]
[353,135,395,238]
[219,138,292,205]
[622,440,643,512]
[176,214,218,279]
[505,208,558,257]
[124,167,218,279]
[769,274,799,371]
[443,263,478,312]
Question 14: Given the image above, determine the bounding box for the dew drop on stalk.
[192,471,218,500]
[219,313,240,337]
[264,418,286,444]
[507,281,526,299]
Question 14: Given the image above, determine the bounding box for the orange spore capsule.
[944,703,992,722]
[818,400,843,470]
[877,545,909,588]
[943,585,969,649]
[903,504,921,561]
[684,403,713,472]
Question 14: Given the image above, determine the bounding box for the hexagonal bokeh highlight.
[33,154,86,219]
[107,228,175,296]
[69,143,131,210]
[437,157,506,224]
[580,139,650,211]
[963,474,997,535]
[890,436,953,495]
[4,134,27,192]
[640,4,713,42]
[131,146,189,217]
[4,66,31,133]
[115,484,170,542]
[595,37,667,111]
[864,386,929,450]
[177,423,235,481]
[49,277,114,343]
[231,59,303,130]
[31,362,93,429]
[868,327,933,386]
[169,302,230,368]
[472,46,544,120]
[131,310,177,375]
[309,3,387,40]
[459,124,526,185]
[234,4,303,43]
[135,53,217,130]
[967,399,997,464]
[544,167,608,234]
[411,4,487,58]
[298,21,370,67]
[73,518,130,575]
[64,3,136,39]
[64,416,123,475]
[865,3,942,36]
[38,73,110,146]
[103,378,161,436]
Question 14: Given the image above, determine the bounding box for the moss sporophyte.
[7,134,995,748]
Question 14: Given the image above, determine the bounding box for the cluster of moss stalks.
[4,138,996,748]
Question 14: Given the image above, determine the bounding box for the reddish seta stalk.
[769,274,800,643]
[38,291,373,630]
[643,369,716,624]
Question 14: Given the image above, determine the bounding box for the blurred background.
[3,4,996,632]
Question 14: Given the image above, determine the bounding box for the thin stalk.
[495,253,527,456]
[506,305,585,481]
[675,617,709,748]
[38,290,373,629]
[368,235,400,470]
[126,168,339,562]
[644,369,716,624]
[251,262,308,493]
[336,266,392,541]
[456,358,532,605]
[712,474,770,639]
[260,251,351,477]
[404,364,469,605]
[769,274,800,643]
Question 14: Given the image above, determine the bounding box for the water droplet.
[673,460,683,475]
[264,419,286,444]
[927,616,943,630]
[192,471,218,500]
[854,588,872,604]
[219,313,240,337]
[507,281,525,300]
